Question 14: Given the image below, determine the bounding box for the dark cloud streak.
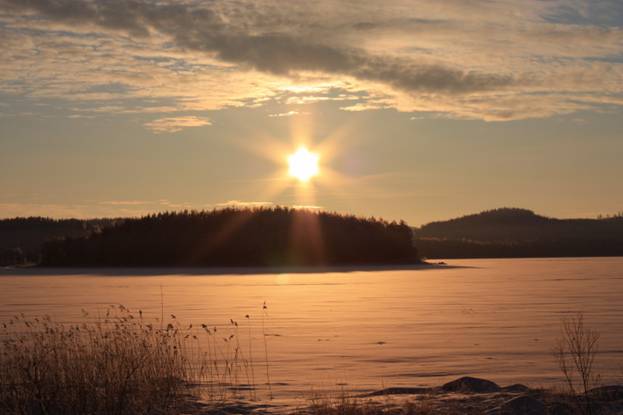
[1,0,515,94]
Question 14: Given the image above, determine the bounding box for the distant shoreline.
[0,261,463,276]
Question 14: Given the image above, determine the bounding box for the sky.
[1,0,622,225]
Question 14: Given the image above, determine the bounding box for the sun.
[288,147,319,182]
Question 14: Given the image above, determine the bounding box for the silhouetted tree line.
[40,208,418,267]
[6,207,622,266]
[414,207,623,259]
[0,247,26,266]
[415,237,623,259]
[0,217,117,266]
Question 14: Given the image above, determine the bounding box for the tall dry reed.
[0,304,270,415]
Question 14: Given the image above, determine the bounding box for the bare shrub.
[553,312,600,414]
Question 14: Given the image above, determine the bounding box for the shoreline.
[179,375,623,414]
[0,261,467,276]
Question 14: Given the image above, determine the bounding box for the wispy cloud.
[99,200,149,206]
[268,110,307,117]
[215,200,275,208]
[0,0,622,120]
[0,201,153,218]
[213,201,323,211]
[292,205,323,210]
[0,0,516,95]
[144,116,211,133]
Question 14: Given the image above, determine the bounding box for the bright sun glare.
[288,147,319,182]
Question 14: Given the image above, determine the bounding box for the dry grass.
[308,398,416,415]
[306,390,434,415]
[0,305,270,415]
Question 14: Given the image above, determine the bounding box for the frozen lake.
[2,257,623,400]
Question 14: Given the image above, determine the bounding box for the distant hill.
[0,217,118,265]
[414,208,623,259]
[40,208,418,267]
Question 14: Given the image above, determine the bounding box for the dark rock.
[442,376,502,393]
[547,401,575,415]
[502,384,531,393]
[586,385,623,401]
[498,395,546,415]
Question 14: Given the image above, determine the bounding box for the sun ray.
[224,106,360,211]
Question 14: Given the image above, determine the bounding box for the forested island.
[38,208,417,267]
[0,217,117,265]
